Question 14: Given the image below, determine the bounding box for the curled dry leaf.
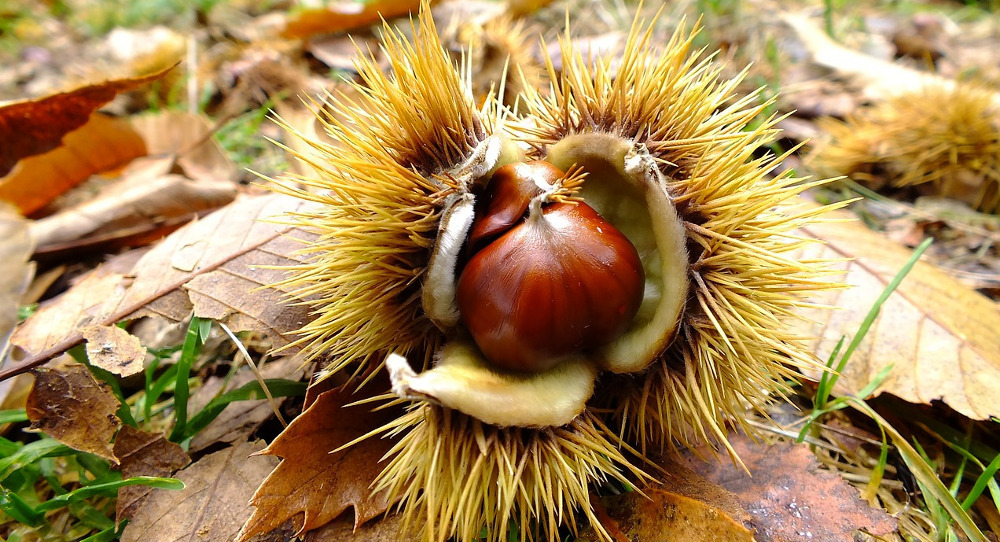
[25,364,121,462]
[121,439,277,542]
[0,113,146,215]
[0,67,172,178]
[238,387,400,540]
[681,433,898,542]
[794,205,1000,420]
[0,203,33,357]
[4,194,315,380]
[82,324,147,377]
[113,425,190,521]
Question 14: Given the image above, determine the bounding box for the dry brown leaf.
[0,68,171,178]
[30,167,237,249]
[303,512,415,542]
[82,324,147,377]
[0,203,33,357]
[0,113,146,215]
[238,387,399,540]
[26,364,121,462]
[282,0,421,39]
[794,207,1000,420]
[113,425,191,522]
[782,12,1000,107]
[9,249,146,361]
[3,194,315,381]
[681,433,897,541]
[121,439,278,542]
[129,110,237,183]
[580,488,755,542]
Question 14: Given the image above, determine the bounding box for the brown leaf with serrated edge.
[82,325,147,377]
[121,439,277,542]
[0,204,33,355]
[791,204,1000,420]
[26,364,121,462]
[282,0,420,39]
[237,387,400,541]
[0,113,146,216]
[3,194,315,381]
[681,433,897,541]
[113,425,190,522]
[0,67,173,178]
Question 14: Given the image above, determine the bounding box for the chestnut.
[457,162,645,373]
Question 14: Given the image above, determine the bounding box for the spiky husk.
[809,83,1000,213]
[516,19,842,458]
[375,405,647,542]
[272,5,843,542]
[270,11,497,380]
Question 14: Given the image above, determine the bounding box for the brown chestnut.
[457,162,645,373]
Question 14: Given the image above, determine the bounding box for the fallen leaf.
[303,512,415,542]
[129,110,238,184]
[113,425,190,521]
[282,0,421,39]
[9,249,146,360]
[82,324,147,377]
[793,205,1000,420]
[25,364,121,462]
[121,439,278,542]
[3,194,315,381]
[0,68,171,178]
[29,169,237,249]
[0,203,33,357]
[680,433,898,542]
[237,387,399,540]
[579,487,755,542]
[782,12,1000,107]
[0,113,146,215]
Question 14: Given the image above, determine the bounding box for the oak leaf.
[793,206,1000,420]
[26,364,121,462]
[681,433,897,541]
[113,425,191,521]
[121,439,277,542]
[238,387,400,540]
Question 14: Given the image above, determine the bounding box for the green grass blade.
[0,487,44,526]
[34,476,184,512]
[828,238,933,393]
[169,318,206,442]
[183,379,306,440]
[0,439,70,483]
[0,409,28,425]
[961,452,1000,510]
